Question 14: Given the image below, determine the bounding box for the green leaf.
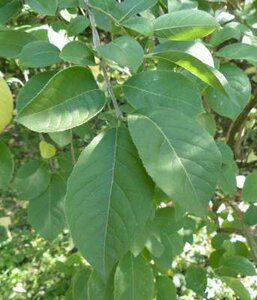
[28,174,66,241]
[19,41,61,68]
[65,127,154,278]
[16,67,106,132]
[222,256,256,276]
[147,43,230,95]
[168,0,198,12]
[0,0,20,24]
[245,205,257,226]
[58,0,79,8]
[156,276,177,300]
[121,16,153,37]
[242,172,257,203]
[72,268,91,300]
[16,71,56,112]
[87,270,114,300]
[67,15,89,36]
[128,108,221,216]
[39,140,57,160]
[0,30,36,58]
[0,76,13,133]
[114,252,154,300]
[0,141,14,191]
[153,9,219,40]
[205,64,251,119]
[217,43,257,64]
[120,0,157,21]
[15,160,51,200]
[196,112,216,136]
[123,70,203,117]
[60,41,95,65]
[26,0,58,16]
[220,277,251,300]
[89,0,123,21]
[49,131,71,148]
[97,36,144,73]
[185,266,207,296]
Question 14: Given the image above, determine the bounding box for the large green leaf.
[121,16,153,37]
[67,15,89,36]
[65,127,154,278]
[0,30,36,58]
[87,270,114,300]
[0,141,14,191]
[60,41,95,66]
[155,276,177,300]
[16,67,106,132]
[242,172,257,203]
[16,71,57,112]
[205,64,251,119]
[185,266,207,296]
[128,108,221,216]
[71,268,91,300]
[153,9,219,40]
[120,0,157,21]
[217,43,257,64]
[18,41,61,68]
[26,0,58,16]
[98,36,144,73]
[114,252,154,300]
[0,0,20,24]
[28,174,66,241]
[15,160,51,200]
[221,277,251,300]
[222,256,256,276]
[147,43,230,95]
[123,70,203,117]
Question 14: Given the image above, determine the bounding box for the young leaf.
[242,172,257,203]
[16,67,106,132]
[39,141,57,160]
[217,43,257,64]
[220,277,251,300]
[205,64,251,119]
[123,70,203,117]
[0,0,20,24]
[16,71,57,112]
[60,41,95,65]
[26,0,58,16]
[97,36,144,73]
[19,41,61,68]
[153,9,219,40]
[0,76,13,133]
[128,108,222,217]
[49,131,71,148]
[0,141,14,191]
[114,252,154,300]
[185,266,207,296]
[156,276,177,300]
[0,30,36,59]
[15,160,51,200]
[65,127,154,278]
[28,174,66,241]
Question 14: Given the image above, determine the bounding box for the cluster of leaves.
[1,0,257,299]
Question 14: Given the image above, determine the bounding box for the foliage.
[1,0,257,299]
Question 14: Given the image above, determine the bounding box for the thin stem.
[84,0,123,119]
[225,197,257,263]
[70,129,76,166]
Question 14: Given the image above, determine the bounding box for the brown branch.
[226,89,257,149]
